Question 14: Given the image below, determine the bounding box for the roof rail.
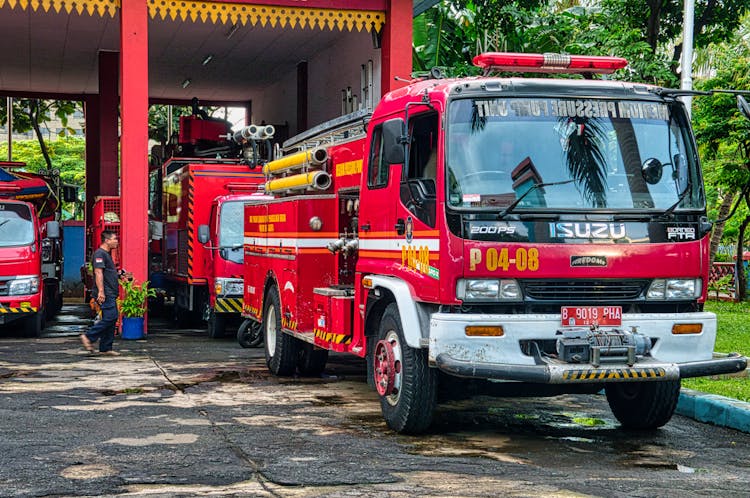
[282,109,370,153]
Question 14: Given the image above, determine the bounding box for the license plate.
[560,306,622,327]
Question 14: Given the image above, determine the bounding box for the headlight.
[215,278,244,296]
[8,276,40,296]
[646,278,701,300]
[456,279,522,302]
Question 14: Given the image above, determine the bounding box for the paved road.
[1,305,749,497]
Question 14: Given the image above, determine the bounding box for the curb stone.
[677,388,750,433]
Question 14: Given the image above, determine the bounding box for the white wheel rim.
[383,329,403,407]
[265,304,277,357]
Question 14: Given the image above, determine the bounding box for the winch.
[556,327,652,367]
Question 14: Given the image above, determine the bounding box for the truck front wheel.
[207,309,226,339]
[374,303,436,434]
[605,380,681,429]
[23,312,45,338]
[237,319,263,348]
[263,287,298,376]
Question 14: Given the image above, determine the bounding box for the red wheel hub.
[374,339,397,396]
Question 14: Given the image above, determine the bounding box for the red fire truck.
[242,53,748,434]
[163,159,268,336]
[0,162,66,336]
[159,106,272,337]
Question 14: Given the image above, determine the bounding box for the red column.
[380,0,412,95]
[84,95,100,230]
[99,51,119,196]
[120,0,149,284]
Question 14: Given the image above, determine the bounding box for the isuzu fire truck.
[160,107,271,337]
[0,162,65,336]
[242,52,748,434]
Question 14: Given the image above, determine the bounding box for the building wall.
[253,31,380,139]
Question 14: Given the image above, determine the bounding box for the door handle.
[360,223,371,232]
[394,218,405,235]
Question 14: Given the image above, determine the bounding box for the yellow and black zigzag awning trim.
[0,0,385,33]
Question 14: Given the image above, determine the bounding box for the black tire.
[23,312,45,338]
[297,343,328,376]
[207,309,226,339]
[374,303,436,434]
[263,287,298,376]
[605,380,681,429]
[237,319,263,348]
[45,289,62,320]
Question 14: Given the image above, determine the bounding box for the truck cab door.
[358,110,441,302]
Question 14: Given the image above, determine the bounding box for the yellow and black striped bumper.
[0,305,38,324]
[214,297,243,314]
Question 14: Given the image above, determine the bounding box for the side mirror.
[46,221,60,239]
[197,224,210,244]
[641,158,663,185]
[737,95,750,121]
[62,185,78,203]
[382,118,406,165]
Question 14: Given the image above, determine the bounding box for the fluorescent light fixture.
[226,23,239,39]
[181,78,191,89]
[202,54,214,66]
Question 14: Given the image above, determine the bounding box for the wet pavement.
[1,304,750,497]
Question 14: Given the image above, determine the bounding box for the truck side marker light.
[672,324,703,335]
[465,326,504,337]
[362,277,373,289]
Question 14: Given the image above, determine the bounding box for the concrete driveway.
[2,304,750,497]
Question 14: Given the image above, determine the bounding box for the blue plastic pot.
[121,316,145,340]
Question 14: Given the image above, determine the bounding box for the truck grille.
[522,279,649,302]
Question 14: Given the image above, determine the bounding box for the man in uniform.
[80,230,128,355]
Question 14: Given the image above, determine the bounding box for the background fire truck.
[0,162,72,336]
[242,52,748,434]
[154,105,271,337]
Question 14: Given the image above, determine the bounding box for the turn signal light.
[362,277,373,289]
[672,324,703,335]
[465,326,504,337]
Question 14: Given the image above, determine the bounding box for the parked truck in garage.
[0,162,68,336]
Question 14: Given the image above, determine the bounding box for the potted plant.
[118,278,156,339]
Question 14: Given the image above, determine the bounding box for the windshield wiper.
[657,183,692,220]
[497,179,575,219]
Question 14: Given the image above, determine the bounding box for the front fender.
[367,275,424,348]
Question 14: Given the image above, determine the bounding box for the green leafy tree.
[0,137,86,220]
[0,99,80,171]
[692,45,750,299]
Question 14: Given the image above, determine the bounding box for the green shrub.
[118,279,156,318]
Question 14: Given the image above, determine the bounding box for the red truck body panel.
[164,160,264,284]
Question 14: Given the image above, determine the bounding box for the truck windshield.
[219,201,244,263]
[446,97,702,213]
[0,203,34,246]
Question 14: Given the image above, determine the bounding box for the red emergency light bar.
[473,52,628,75]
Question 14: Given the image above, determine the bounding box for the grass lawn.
[681,300,750,402]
